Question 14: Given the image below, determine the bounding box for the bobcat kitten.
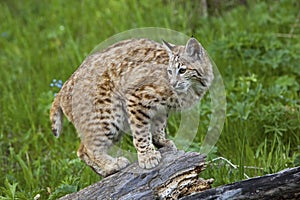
[50,38,213,177]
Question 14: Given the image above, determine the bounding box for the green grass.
[1,0,300,199]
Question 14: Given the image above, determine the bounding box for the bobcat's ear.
[162,40,175,58]
[185,38,203,60]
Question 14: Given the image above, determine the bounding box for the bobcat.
[50,37,213,177]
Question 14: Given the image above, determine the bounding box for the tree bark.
[182,166,300,200]
[59,148,300,200]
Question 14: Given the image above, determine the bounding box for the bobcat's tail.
[50,95,63,137]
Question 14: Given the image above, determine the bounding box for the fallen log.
[59,148,213,200]
[182,166,300,200]
[59,148,300,200]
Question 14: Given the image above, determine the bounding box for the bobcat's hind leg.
[77,143,130,177]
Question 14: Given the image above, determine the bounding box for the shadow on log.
[59,148,300,200]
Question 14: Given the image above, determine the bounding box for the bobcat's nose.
[171,81,178,89]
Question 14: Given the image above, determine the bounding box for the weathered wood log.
[59,147,300,200]
[182,166,300,200]
[59,148,213,200]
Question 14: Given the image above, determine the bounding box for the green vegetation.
[1,0,299,199]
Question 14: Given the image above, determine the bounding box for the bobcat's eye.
[167,69,172,74]
[178,68,186,74]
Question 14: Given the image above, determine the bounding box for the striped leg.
[126,101,161,169]
[152,114,177,150]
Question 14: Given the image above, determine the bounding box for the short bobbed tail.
[50,95,63,137]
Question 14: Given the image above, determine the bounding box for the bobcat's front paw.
[138,150,162,169]
[153,137,177,151]
[163,139,177,150]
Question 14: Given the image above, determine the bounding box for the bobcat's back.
[50,38,169,137]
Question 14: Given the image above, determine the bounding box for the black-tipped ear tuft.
[162,40,174,51]
[162,40,175,57]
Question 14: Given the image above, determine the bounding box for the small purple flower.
[50,79,63,89]
[50,79,63,97]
